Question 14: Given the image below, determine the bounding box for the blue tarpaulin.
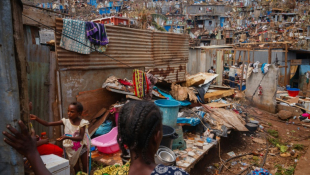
[177,118,200,126]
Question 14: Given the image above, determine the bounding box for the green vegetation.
[251,156,260,166]
[275,164,295,175]
[277,144,288,153]
[267,129,279,138]
[268,138,282,146]
[293,144,304,150]
[268,123,273,126]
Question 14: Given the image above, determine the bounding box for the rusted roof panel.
[55,18,189,82]
[55,18,154,69]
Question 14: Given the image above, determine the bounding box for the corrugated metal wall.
[55,18,189,82]
[0,0,24,172]
[147,31,188,82]
[25,44,51,137]
[188,48,217,75]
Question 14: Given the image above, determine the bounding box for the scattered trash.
[240,162,248,166]
[206,137,212,143]
[252,138,267,144]
[227,151,236,157]
[231,161,237,166]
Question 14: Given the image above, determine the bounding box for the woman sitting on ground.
[93,101,189,175]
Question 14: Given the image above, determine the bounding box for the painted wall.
[234,50,297,86]
[245,65,279,113]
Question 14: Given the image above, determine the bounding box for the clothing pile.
[102,70,158,100]
[60,19,109,54]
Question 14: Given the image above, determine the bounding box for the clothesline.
[22,14,132,68]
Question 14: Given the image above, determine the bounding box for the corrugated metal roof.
[55,18,189,82]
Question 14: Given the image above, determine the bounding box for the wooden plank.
[276,98,310,112]
[12,0,30,126]
[204,89,235,102]
[88,110,109,136]
[22,7,56,28]
[184,143,215,172]
[207,102,232,108]
[76,88,124,121]
[212,108,248,131]
[290,59,302,66]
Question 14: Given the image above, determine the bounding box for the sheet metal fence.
[55,18,189,82]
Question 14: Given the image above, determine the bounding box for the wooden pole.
[242,50,245,64]
[0,0,25,173]
[11,0,30,127]
[285,43,288,85]
[233,47,236,65]
[240,53,245,90]
[268,48,271,64]
[247,49,250,63]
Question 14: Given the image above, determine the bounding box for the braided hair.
[117,101,162,164]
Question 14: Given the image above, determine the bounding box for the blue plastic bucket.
[155,100,180,128]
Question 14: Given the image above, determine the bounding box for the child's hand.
[2,120,37,157]
[30,114,37,120]
[56,136,66,142]
[35,135,40,141]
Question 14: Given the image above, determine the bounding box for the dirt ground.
[190,105,310,175]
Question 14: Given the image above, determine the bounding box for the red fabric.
[37,143,63,157]
[118,79,133,86]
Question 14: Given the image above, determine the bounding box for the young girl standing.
[30,102,90,173]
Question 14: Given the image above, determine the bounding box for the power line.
[22,14,132,68]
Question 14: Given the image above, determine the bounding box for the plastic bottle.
[41,132,48,139]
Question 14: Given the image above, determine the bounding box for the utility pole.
[0,0,25,174]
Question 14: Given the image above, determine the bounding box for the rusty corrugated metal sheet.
[25,44,51,137]
[55,18,154,69]
[147,31,189,82]
[55,18,189,82]
[146,64,186,83]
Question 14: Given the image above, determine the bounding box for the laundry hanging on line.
[60,19,109,54]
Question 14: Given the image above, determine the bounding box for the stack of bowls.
[155,146,176,166]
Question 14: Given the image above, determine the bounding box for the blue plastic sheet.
[154,87,191,106]
[94,120,113,136]
[177,117,200,126]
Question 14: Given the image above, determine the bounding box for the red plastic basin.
[287,88,300,97]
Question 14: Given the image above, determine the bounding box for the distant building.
[92,16,130,26]
[186,4,232,31]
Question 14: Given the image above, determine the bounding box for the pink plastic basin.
[91,127,120,154]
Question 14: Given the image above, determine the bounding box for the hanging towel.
[60,19,92,54]
[86,22,109,45]
[253,61,260,73]
[86,22,109,52]
[133,69,149,98]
